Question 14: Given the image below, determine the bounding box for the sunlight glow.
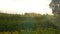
[0,0,52,15]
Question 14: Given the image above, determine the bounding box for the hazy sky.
[0,0,52,15]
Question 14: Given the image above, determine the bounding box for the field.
[0,13,60,34]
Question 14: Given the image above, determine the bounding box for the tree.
[49,0,60,15]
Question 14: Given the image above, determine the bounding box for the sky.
[0,0,52,15]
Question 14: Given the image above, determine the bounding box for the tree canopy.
[49,0,60,15]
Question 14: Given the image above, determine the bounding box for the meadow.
[0,13,60,34]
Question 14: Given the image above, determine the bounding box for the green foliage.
[0,13,60,34]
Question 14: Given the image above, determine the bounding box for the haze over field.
[0,0,52,15]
